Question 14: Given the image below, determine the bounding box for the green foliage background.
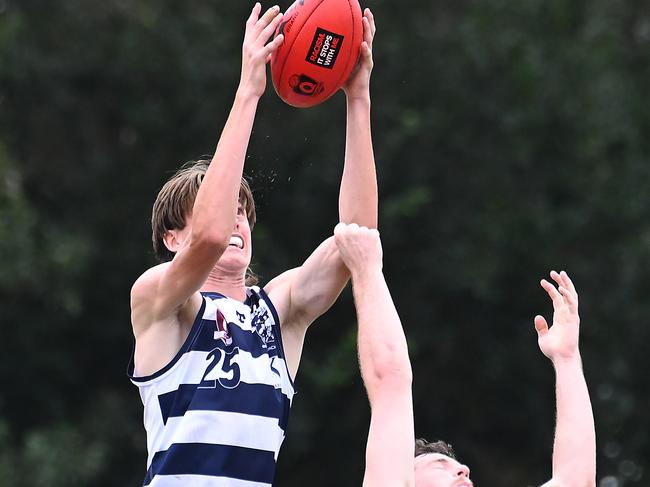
[0,0,648,485]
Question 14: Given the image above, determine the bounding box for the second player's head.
[414,439,472,487]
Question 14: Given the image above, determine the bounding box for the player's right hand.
[239,3,284,98]
[334,222,383,275]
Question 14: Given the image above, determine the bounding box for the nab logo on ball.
[306,28,344,69]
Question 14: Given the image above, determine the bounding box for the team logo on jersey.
[213,309,233,345]
[252,306,276,350]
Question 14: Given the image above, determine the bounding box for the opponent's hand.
[342,8,376,100]
[534,271,581,363]
[333,222,383,276]
[239,3,284,99]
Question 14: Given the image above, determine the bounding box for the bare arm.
[340,9,378,228]
[536,271,596,487]
[133,4,285,325]
[334,223,414,487]
[265,237,349,379]
[269,10,379,332]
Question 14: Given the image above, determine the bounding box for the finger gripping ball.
[271,0,363,108]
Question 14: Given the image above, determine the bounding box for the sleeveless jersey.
[128,286,295,487]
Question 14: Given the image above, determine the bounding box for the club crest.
[214,309,233,346]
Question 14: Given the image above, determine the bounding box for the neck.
[201,268,247,302]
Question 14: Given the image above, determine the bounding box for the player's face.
[216,201,253,270]
[414,453,472,487]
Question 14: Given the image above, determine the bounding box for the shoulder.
[131,263,170,309]
[263,268,300,296]
[263,268,299,322]
[131,262,202,336]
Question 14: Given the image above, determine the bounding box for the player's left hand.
[342,8,376,100]
[534,271,581,363]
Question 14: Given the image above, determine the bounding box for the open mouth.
[229,236,244,249]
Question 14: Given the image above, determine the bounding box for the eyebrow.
[422,456,450,467]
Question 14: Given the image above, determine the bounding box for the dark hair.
[150,158,258,284]
[415,438,457,459]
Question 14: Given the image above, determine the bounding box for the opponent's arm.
[334,223,414,487]
[132,5,285,324]
[536,271,596,487]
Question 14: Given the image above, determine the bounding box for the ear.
[163,229,183,254]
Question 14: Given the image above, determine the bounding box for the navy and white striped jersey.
[128,286,295,487]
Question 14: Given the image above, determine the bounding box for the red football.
[271,0,363,108]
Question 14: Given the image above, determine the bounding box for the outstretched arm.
[340,8,378,228]
[334,223,414,487]
[132,4,284,331]
[269,9,379,318]
[536,271,596,487]
[265,10,380,373]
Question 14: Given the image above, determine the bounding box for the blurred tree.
[0,0,648,485]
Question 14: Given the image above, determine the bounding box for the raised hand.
[534,271,580,362]
[342,8,376,100]
[535,271,596,487]
[239,3,285,98]
[333,222,383,276]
